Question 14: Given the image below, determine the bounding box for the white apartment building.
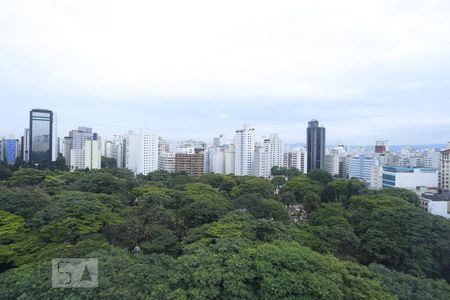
[209,147,225,174]
[69,127,95,170]
[224,144,235,174]
[325,153,339,176]
[234,125,255,176]
[158,152,176,173]
[124,131,139,173]
[136,129,159,175]
[253,134,284,177]
[382,166,438,191]
[283,149,307,174]
[424,149,440,169]
[84,139,101,169]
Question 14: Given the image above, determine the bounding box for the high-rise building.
[348,155,382,189]
[375,140,389,154]
[136,129,158,175]
[175,151,205,176]
[84,138,101,169]
[213,134,227,147]
[253,134,284,177]
[324,153,339,176]
[5,138,19,165]
[0,138,4,162]
[283,149,307,174]
[21,128,30,162]
[29,109,54,166]
[306,120,326,172]
[440,148,450,192]
[124,131,139,173]
[234,125,255,176]
[69,127,95,170]
[424,148,440,169]
[158,152,176,173]
[208,147,225,174]
[124,129,158,175]
[62,136,73,167]
[224,144,235,174]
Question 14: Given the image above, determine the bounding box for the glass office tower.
[307,119,326,172]
[29,109,53,165]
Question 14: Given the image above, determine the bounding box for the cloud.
[0,0,449,145]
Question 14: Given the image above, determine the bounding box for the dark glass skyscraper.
[29,109,53,166]
[307,119,325,172]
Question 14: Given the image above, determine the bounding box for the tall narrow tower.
[234,125,255,176]
[29,109,54,166]
[306,120,326,172]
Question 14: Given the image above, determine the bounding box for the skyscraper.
[5,138,19,165]
[69,127,95,170]
[234,125,255,176]
[306,120,325,172]
[29,109,54,166]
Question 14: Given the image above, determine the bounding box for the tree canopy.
[0,167,449,299]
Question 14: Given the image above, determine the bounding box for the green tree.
[307,169,334,185]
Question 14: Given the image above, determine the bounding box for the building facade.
[283,149,307,174]
[84,138,101,169]
[440,149,450,192]
[29,109,54,166]
[307,120,325,172]
[348,155,382,189]
[175,152,205,176]
[158,152,176,173]
[234,125,255,176]
[383,166,438,190]
[69,127,95,170]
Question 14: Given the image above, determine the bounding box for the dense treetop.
[0,165,449,299]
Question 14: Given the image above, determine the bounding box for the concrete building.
[348,155,382,189]
[208,147,225,174]
[283,149,307,174]
[175,151,205,176]
[69,127,95,170]
[307,120,326,172]
[253,134,284,178]
[124,131,139,173]
[440,148,450,192]
[158,152,176,173]
[420,192,450,219]
[5,138,20,165]
[136,129,159,175]
[375,140,389,154]
[264,133,284,173]
[339,156,350,179]
[29,109,55,166]
[213,134,227,147]
[62,136,73,167]
[424,149,440,169]
[84,138,101,169]
[382,166,438,190]
[234,125,255,176]
[224,144,235,174]
[0,138,4,162]
[21,128,30,162]
[324,153,339,176]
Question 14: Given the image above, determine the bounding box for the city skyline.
[1,1,450,144]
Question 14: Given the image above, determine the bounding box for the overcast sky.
[1,0,449,145]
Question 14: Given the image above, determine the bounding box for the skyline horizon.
[1,1,450,145]
[1,108,449,148]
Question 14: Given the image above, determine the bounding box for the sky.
[1,0,449,145]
